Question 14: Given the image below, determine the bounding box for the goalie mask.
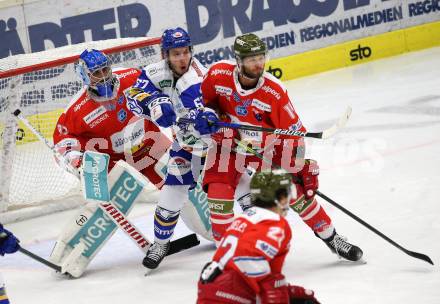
[76,49,118,101]
[233,33,267,80]
[250,169,292,216]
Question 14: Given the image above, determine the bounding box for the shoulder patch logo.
[117,109,127,122]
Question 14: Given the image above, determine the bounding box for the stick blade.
[167,233,200,256]
[321,106,352,139]
[405,249,434,265]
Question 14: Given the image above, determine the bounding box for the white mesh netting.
[0,37,161,218]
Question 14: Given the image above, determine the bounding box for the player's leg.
[0,274,10,304]
[203,152,241,244]
[142,145,200,269]
[289,168,363,262]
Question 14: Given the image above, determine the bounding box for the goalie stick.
[12,109,200,264]
[1,232,199,273]
[234,139,434,265]
[178,106,352,139]
[0,231,61,272]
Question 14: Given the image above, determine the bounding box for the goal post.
[0,37,162,223]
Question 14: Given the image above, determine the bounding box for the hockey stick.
[12,109,199,256]
[1,232,61,272]
[234,139,434,265]
[178,106,352,139]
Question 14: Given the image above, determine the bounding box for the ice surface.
[1,47,439,303]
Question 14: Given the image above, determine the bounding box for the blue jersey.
[126,58,210,155]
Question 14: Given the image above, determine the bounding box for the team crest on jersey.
[117,109,127,122]
[235,100,252,116]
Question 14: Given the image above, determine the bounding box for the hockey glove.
[194,109,220,135]
[200,261,223,284]
[126,88,176,128]
[288,285,320,304]
[259,273,290,304]
[0,224,20,256]
[297,159,319,199]
[147,94,176,128]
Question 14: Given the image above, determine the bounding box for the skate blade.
[336,257,367,265]
[144,268,154,276]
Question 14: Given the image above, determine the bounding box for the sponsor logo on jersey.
[261,85,281,100]
[90,113,110,128]
[117,95,124,105]
[167,156,192,176]
[256,240,279,259]
[159,79,172,88]
[117,69,138,79]
[211,68,233,77]
[239,129,262,143]
[110,120,145,153]
[252,99,271,112]
[74,97,89,112]
[117,109,127,123]
[214,85,233,96]
[84,106,107,125]
[147,66,160,76]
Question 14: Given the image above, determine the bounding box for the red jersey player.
[199,33,363,262]
[53,49,170,186]
[197,170,320,304]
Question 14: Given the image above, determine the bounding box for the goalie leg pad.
[50,161,149,277]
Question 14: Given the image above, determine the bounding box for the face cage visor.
[76,60,115,99]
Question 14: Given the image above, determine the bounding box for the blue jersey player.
[125,27,219,269]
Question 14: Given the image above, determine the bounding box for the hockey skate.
[319,230,363,262]
[143,242,170,270]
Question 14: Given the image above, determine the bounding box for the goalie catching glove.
[126,88,176,128]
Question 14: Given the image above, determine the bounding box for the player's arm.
[125,69,176,128]
[53,111,90,169]
[200,65,221,111]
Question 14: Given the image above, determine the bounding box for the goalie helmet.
[250,169,292,215]
[161,27,192,52]
[76,49,116,100]
[233,33,267,59]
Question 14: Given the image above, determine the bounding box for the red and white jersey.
[201,60,306,150]
[212,207,292,294]
[53,67,169,168]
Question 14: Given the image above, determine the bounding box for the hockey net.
[0,37,162,222]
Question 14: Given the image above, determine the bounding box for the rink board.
[270,20,440,81]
